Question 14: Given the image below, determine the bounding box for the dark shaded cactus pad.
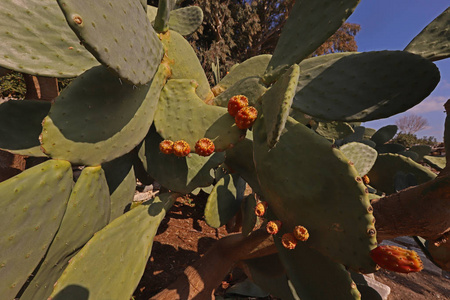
[57,0,164,85]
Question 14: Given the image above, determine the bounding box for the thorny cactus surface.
[0,1,449,299]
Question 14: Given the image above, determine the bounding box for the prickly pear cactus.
[0,0,448,299]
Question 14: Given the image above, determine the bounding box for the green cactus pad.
[316,122,355,141]
[398,150,420,162]
[139,127,225,194]
[215,55,272,91]
[102,153,136,221]
[261,64,300,148]
[375,143,406,154]
[57,0,164,85]
[213,77,267,108]
[241,194,258,237]
[160,31,213,101]
[0,100,50,157]
[292,51,440,122]
[367,153,437,194]
[154,79,245,151]
[21,166,110,300]
[49,193,177,300]
[0,0,98,77]
[339,126,366,145]
[224,132,262,195]
[41,63,170,166]
[266,0,360,74]
[204,174,246,228]
[370,125,398,146]
[340,142,378,176]
[363,128,377,140]
[410,145,432,161]
[405,7,450,61]
[274,231,361,300]
[253,116,377,272]
[245,254,297,300]
[0,160,73,300]
[423,155,446,171]
[147,6,203,36]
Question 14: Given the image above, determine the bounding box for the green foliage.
[0,72,25,98]
[391,133,438,148]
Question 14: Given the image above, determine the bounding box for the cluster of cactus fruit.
[0,0,448,299]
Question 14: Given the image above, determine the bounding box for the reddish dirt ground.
[133,195,450,300]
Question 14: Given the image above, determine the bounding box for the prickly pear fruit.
[370,245,424,273]
[293,225,309,241]
[235,106,258,129]
[228,95,249,117]
[266,220,282,235]
[173,140,191,157]
[159,140,174,154]
[281,232,297,250]
[195,138,215,156]
[254,201,268,217]
[362,175,370,185]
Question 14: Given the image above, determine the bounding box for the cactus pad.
[49,193,177,300]
[253,116,377,272]
[292,51,440,121]
[0,100,50,157]
[316,122,355,141]
[370,125,398,146]
[57,0,164,85]
[340,142,378,176]
[41,64,170,166]
[0,0,98,77]
[167,6,204,35]
[204,174,246,228]
[213,77,267,107]
[261,64,300,148]
[0,160,73,300]
[266,0,360,73]
[139,127,225,194]
[367,153,437,194]
[160,31,213,101]
[154,79,245,151]
[405,7,450,61]
[423,155,446,171]
[21,166,110,300]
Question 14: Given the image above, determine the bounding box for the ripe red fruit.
[159,140,174,154]
[370,245,423,273]
[266,220,282,235]
[235,106,258,129]
[228,95,249,117]
[293,225,309,241]
[281,233,297,250]
[254,201,268,217]
[195,138,215,156]
[172,140,191,157]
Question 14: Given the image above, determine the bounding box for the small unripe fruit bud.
[173,140,191,157]
[254,201,268,217]
[228,95,249,117]
[159,140,174,154]
[266,220,282,235]
[281,233,297,250]
[293,225,309,241]
[195,138,215,156]
[362,175,370,185]
[235,106,258,129]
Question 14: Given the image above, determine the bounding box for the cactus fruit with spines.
[0,0,448,299]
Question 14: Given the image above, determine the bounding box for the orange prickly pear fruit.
[235,106,258,129]
[266,220,282,235]
[228,95,249,117]
[281,232,297,250]
[254,201,268,217]
[370,245,423,273]
[172,140,191,157]
[195,138,215,156]
[159,140,174,154]
[362,175,370,185]
[293,225,309,242]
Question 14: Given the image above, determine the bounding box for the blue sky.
[346,1,449,141]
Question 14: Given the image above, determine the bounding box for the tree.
[395,114,429,134]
